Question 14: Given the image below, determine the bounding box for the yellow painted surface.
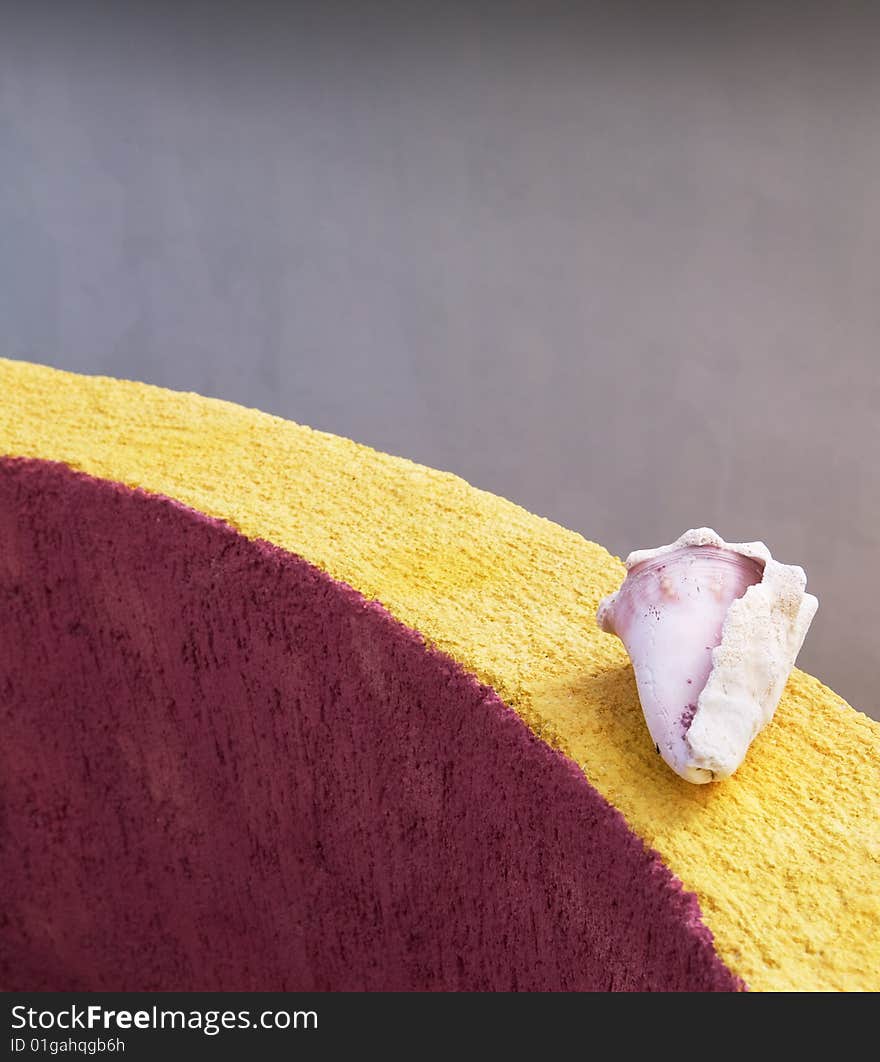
[2,356,878,991]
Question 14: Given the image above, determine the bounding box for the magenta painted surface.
[0,457,741,991]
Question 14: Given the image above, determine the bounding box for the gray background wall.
[1,2,877,718]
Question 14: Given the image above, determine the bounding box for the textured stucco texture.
[1,457,738,990]
[1,357,878,991]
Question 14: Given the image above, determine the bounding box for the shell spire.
[597,528,818,783]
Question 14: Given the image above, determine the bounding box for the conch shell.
[596,528,818,783]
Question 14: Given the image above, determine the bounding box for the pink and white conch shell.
[596,528,818,783]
